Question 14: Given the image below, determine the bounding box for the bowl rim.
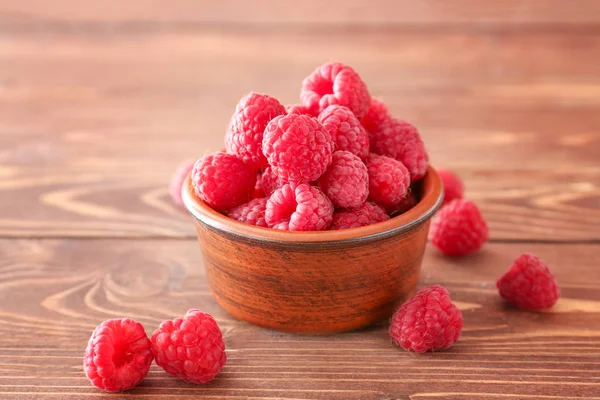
[182,165,443,244]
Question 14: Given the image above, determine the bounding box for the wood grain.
[0,239,599,399]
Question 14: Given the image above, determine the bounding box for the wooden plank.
[0,239,599,398]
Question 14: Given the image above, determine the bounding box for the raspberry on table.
[390,285,463,352]
[301,62,371,120]
[497,253,560,310]
[226,92,286,169]
[84,318,153,392]
[361,98,391,136]
[286,103,313,116]
[265,183,334,231]
[438,168,464,206]
[367,153,411,210]
[429,199,488,256]
[151,309,227,385]
[370,118,429,180]
[317,105,370,160]
[228,197,268,227]
[330,202,389,230]
[191,152,257,211]
[317,151,369,209]
[262,114,333,183]
[169,159,195,209]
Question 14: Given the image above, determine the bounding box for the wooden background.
[1,1,599,398]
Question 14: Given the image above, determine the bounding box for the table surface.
[1,1,600,399]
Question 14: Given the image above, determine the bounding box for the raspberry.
[301,62,371,120]
[429,199,488,256]
[228,197,268,227]
[256,167,285,198]
[317,105,370,160]
[330,202,389,230]
[387,189,418,217]
[361,98,391,135]
[438,168,464,206]
[367,154,411,210]
[151,310,227,385]
[265,183,333,231]
[497,253,560,310]
[191,152,256,211]
[317,151,369,209]
[84,318,153,392]
[286,103,313,116]
[169,159,195,209]
[371,118,429,181]
[262,114,333,183]
[390,285,463,352]
[226,92,286,169]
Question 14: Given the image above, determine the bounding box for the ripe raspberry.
[330,202,389,230]
[390,285,463,352]
[361,98,391,135]
[226,92,286,169]
[84,318,153,392]
[371,118,429,181]
[438,168,464,206]
[191,152,256,211]
[262,114,333,183]
[387,189,418,217]
[286,103,313,116]
[169,159,195,208]
[317,151,369,208]
[317,105,370,160]
[497,253,560,310]
[151,310,227,385]
[256,167,285,198]
[367,154,411,210]
[429,199,489,256]
[265,183,334,231]
[228,197,268,227]
[301,62,371,120]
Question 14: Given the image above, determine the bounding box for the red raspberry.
[265,183,333,231]
[361,98,391,135]
[285,103,313,116]
[390,285,463,352]
[262,114,333,183]
[317,105,370,160]
[169,159,195,209]
[151,310,227,385]
[255,167,285,198]
[497,253,560,310]
[301,62,371,120]
[438,168,464,206]
[84,318,153,392]
[371,118,429,181]
[387,189,418,217]
[367,154,411,210]
[429,199,488,256]
[226,92,286,169]
[191,152,256,211]
[317,151,369,208]
[228,197,268,227]
[330,202,389,230]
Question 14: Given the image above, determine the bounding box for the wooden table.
[1,1,599,398]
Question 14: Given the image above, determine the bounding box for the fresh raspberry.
[361,98,391,135]
[317,151,369,208]
[429,199,488,256]
[301,62,371,120]
[317,105,370,160]
[191,152,256,211]
[387,189,418,217]
[84,318,153,392]
[228,197,268,227]
[285,103,313,116]
[330,202,389,230]
[151,310,227,385]
[256,167,285,198]
[169,159,195,209]
[226,92,286,169]
[366,154,411,210]
[371,118,429,180]
[497,253,560,310]
[265,183,333,231]
[390,285,463,352]
[438,168,464,206]
[262,114,333,183]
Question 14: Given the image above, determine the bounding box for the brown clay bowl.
[182,166,443,334]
